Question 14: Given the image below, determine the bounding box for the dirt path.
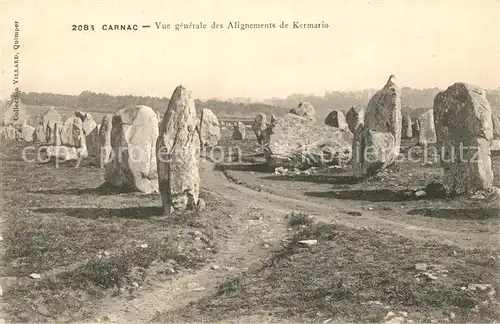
[93,159,496,323]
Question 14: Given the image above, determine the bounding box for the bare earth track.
[1,137,499,323]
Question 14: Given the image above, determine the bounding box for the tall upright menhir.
[156,85,201,215]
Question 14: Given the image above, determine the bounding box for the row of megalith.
[248,75,500,195]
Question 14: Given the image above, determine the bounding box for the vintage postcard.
[1,1,499,323]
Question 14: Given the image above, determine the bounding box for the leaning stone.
[105,105,159,194]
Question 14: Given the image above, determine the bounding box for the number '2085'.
[72,25,94,31]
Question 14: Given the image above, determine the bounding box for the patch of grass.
[0,141,228,322]
[159,221,499,323]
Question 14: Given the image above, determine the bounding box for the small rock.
[104,250,111,256]
[471,194,485,200]
[194,237,201,242]
[193,230,202,237]
[212,265,220,270]
[139,244,148,249]
[263,243,270,249]
[131,282,139,288]
[0,236,3,241]
[104,314,117,322]
[193,287,206,292]
[197,198,206,211]
[468,283,492,291]
[460,286,467,291]
[414,190,427,197]
[0,285,3,296]
[298,239,318,246]
[423,272,438,280]
[384,311,396,320]
[29,273,41,279]
[415,263,427,271]
[449,312,455,320]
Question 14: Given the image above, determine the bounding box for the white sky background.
[1,0,500,101]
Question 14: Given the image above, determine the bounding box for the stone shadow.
[215,162,271,173]
[305,189,409,202]
[407,208,500,220]
[32,206,164,220]
[261,174,360,185]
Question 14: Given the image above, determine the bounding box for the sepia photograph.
[1,1,499,323]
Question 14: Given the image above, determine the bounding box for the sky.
[1,0,500,101]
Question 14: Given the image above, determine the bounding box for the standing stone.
[352,124,365,177]
[52,122,61,146]
[105,105,159,194]
[20,123,35,142]
[5,124,17,140]
[412,119,421,138]
[402,115,413,139]
[270,114,277,123]
[346,106,364,134]
[232,121,246,140]
[418,110,437,145]
[157,86,200,214]
[352,75,402,177]
[198,108,220,148]
[290,102,315,121]
[34,125,46,142]
[252,113,267,144]
[492,111,500,140]
[42,107,62,130]
[76,112,99,157]
[434,83,494,194]
[60,117,85,148]
[324,110,348,129]
[492,111,500,151]
[98,114,113,168]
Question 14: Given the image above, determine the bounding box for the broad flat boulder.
[157,86,200,214]
[263,113,353,169]
[20,123,35,142]
[60,117,85,148]
[402,115,413,139]
[252,113,267,144]
[42,107,62,130]
[198,108,220,148]
[346,106,364,134]
[434,83,494,194]
[352,75,402,177]
[232,121,246,140]
[34,125,46,142]
[418,110,437,145]
[290,102,315,121]
[325,110,348,129]
[98,114,113,168]
[105,105,159,194]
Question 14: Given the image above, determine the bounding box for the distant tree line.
[14,87,500,120]
[16,91,286,117]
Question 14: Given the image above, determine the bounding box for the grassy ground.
[156,214,500,323]
[0,141,228,322]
